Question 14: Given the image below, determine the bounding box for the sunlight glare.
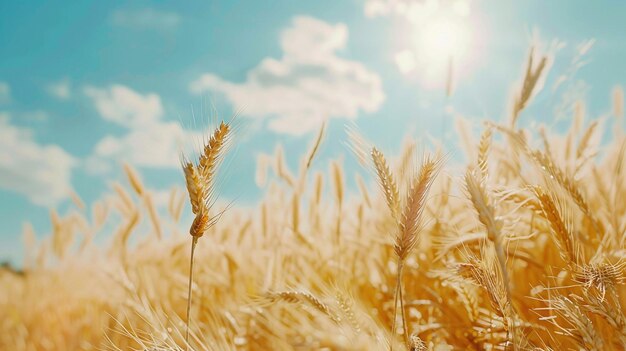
[415,17,470,66]
[403,14,474,89]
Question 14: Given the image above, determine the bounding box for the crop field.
[1,2,626,350]
[2,47,625,350]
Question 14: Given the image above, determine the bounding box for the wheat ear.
[394,155,442,349]
[512,47,548,126]
[477,126,492,181]
[550,296,604,350]
[531,186,579,267]
[182,121,231,348]
[371,147,400,221]
[396,156,440,260]
[370,147,401,347]
[267,291,340,323]
[305,121,326,170]
[465,169,516,346]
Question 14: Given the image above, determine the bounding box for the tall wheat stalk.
[181,121,231,348]
[371,147,441,349]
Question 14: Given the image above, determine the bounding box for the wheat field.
[1,49,626,351]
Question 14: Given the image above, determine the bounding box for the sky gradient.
[1,0,625,265]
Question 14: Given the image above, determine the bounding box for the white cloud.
[92,121,191,168]
[190,16,385,135]
[364,0,471,20]
[85,84,164,129]
[111,8,180,30]
[0,82,10,104]
[86,85,197,171]
[395,50,417,74]
[0,113,75,206]
[47,78,71,100]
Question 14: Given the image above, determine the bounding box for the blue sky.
[1,0,625,265]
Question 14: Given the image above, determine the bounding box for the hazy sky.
[1,0,625,264]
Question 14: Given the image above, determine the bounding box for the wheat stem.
[185,236,198,349]
[391,262,401,351]
[397,261,409,348]
[390,261,410,349]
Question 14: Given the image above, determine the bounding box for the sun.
[396,11,476,90]
[415,16,471,64]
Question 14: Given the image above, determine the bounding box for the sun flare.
[396,8,477,89]
[415,16,471,63]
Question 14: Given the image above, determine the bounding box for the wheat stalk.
[465,169,517,347]
[394,155,442,349]
[181,120,232,348]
